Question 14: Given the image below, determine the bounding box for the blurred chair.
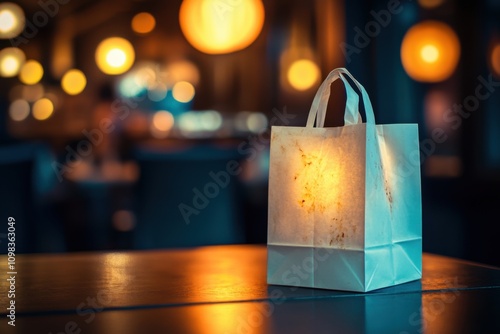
[133,143,245,249]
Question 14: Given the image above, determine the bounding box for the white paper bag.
[267,68,422,292]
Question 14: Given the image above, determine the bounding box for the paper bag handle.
[307,69,361,128]
[306,68,376,128]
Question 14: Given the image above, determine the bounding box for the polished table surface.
[1,245,499,333]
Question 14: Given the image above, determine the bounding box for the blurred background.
[0,0,499,266]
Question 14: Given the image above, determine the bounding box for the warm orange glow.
[135,64,157,89]
[32,98,54,120]
[425,156,461,177]
[173,246,269,333]
[51,31,74,78]
[95,37,135,75]
[420,44,439,63]
[490,44,500,78]
[270,130,366,248]
[172,81,195,103]
[103,253,132,293]
[418,0,445,9]
[424,90,451,131]
[292,148,347,216]
[421,292,467,333]
[179,0,265,54]
[166,60,200,85]
[152,110,174,132]
[183,302,268,334]
[131,12,156,34]
[112,210,136,232]
[0,2,25,39]
[61,69,87,95]
[401,21,460,82]
[287,59,320,91]
[19,60,44,85]
[151,110,174,138]
[0,47,25,77]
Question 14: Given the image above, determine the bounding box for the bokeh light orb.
[178,110,222,135]
[179,0,265,54]
[134,64,157,89]
[151,110,174,138]
[0,2,25,39]
[401,21,460,82]
[131,12,156,34]
[32,97,54,120]
[95,37,135,75]
[0,47,25,77]
[61,69,87,95]
[148,83,168,102]
[246,112,268,133]
[172,81,195,103]
[420,44,439,63]
[112,210,136,232]
[19,60,44,85]
[152,110,174,132]
[287,59,320,91]
[9,99,30,121]
[490,43,500,78]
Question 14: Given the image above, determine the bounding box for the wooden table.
[1,245,499,333]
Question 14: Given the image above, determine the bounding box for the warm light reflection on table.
[0,245,498,333]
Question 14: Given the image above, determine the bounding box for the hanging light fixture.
[95,37,135,75]
[179,0,265,54]
[61,69,87,95]
[280,6,320,92]
[287,59,320,91]
[19,60,44,85]
[401,20,460,82]
[0,47,25,77]
[131,12,156,34]
[0,2,25,39]
[32,97,54,121]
